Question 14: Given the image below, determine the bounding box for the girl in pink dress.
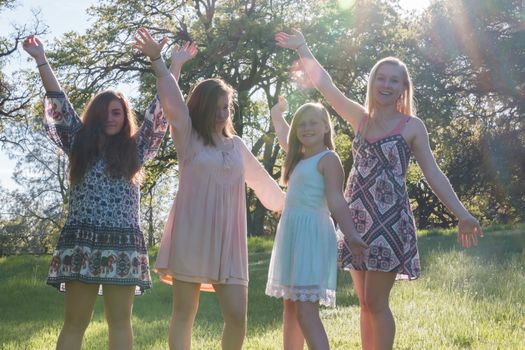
[155,46,285,349]
[275,29,483,350]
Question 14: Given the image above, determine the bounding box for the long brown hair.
[362,57,415,137]
[186,78,237,146]
[69,90,142,184]
[282,103,334,185]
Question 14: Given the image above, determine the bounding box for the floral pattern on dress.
[43,91,167,294]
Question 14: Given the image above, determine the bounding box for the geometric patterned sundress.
[338,116,421,280]
[43,91,168,295]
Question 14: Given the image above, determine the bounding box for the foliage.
[0,225,524,348]
[0,0,524,253]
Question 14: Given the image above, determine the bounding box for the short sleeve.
[136,95,169,164]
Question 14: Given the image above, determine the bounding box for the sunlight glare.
[337,0,356,10]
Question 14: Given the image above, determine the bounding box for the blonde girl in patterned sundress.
[22,28,186,350]
[266,97,368,350]
[275,30,483,350]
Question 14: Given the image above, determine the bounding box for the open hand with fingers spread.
[22,35,46,62]
[171,41,198,66]
[458,214,483,248]
[133,27,168,61]
[275,29,306,50]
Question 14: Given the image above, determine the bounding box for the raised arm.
[133,28,187,129]
[319,152,368,259]
[410,118,483,248]
[169,41,198,81]
[275,29,366,131]
[270,96,290,152]
[22,35,61,92]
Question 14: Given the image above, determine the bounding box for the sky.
[0,0,430,190]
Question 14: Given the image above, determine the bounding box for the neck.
[371,104,398,122]
[302,143,327,158]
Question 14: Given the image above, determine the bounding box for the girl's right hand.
[345,233,369,265]
[22,35,46,61]
[275,29,306,50]
[271,96,288,115]
[171,41,198,66]
[133,27,168,61]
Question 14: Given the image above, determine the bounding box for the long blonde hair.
[362,57,415,135]
[281,103,334,185]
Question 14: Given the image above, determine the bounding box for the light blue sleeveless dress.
[266,150,338,307]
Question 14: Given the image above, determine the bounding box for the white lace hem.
[265,283,336,308]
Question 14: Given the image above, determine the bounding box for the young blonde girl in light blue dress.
[266,97,368,349]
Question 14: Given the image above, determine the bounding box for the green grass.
[0,224,524,349]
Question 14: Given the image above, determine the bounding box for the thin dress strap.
[391,115,412,135]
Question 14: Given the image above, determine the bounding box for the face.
[104,99,125,136]
[296,111,329,148]
[373,63,405,107]
[215,93,231,132]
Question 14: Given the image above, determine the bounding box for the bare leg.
[213,284,247,350]
[56,282,98,350]
[169,280,201,350]
[350,270,373,350]
[283,299,305,350]
[364,271,397,350]
[296,301,329,350]
[103,284,136,350]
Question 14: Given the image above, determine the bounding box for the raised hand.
[133,28,168,60]
[22,35,46,62]
[457,214,483,248]
[275,29,306,50]
[271,96,288,115]
[171,41,198,66]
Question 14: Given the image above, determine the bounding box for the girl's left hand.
[457,214,483,248]
[271,96,288,115]
[133,27,168,60]
[171,41,198,66]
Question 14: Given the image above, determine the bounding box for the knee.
[105,308,132,329]
[295,304,317,325]
[362,294,388,315]
[63,311,93,333]
[222,304,247,329]
[172,299,199,321]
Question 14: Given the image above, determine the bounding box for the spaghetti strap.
[392,115,412,135]
[357,116,368,134]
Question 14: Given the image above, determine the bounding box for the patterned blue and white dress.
[44,91,168,294]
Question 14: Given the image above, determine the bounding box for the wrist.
[150,55,162,62]
[35,56,48,66]
[295,42,307,50]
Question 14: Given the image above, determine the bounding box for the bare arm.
[22,36,61,92]
[169,41,198,81]
[319,152,368,257]
[275,29,366,131]
[411,118,483,247]
[270,96,290,152]
[133,28,188,129]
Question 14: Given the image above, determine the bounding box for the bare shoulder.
[318,150,342,172]
[404,115,428,147]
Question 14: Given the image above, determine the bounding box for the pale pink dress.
[155,114,285,288]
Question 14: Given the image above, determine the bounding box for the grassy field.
[0,224,524,349]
